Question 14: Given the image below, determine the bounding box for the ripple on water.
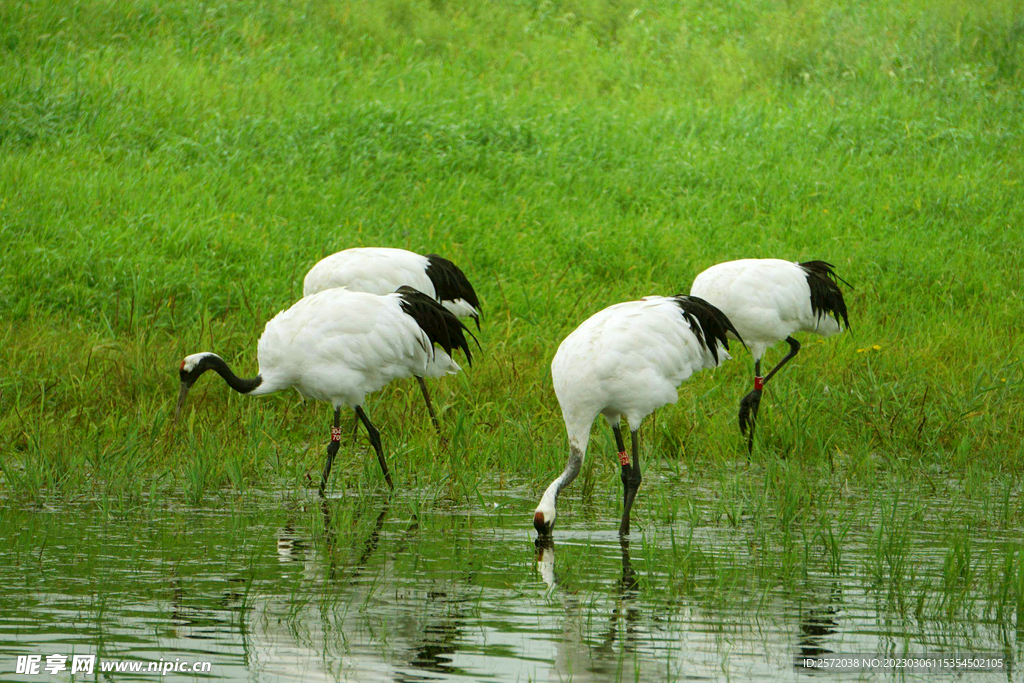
[0,486,1019,682]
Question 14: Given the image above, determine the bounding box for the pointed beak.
[173,383,190,425]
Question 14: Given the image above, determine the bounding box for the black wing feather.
[799,260,851,331]
[671,295,743,364]
[424,254,481,327]
[396,286,475,366]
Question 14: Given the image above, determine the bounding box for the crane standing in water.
[534,295,740,536]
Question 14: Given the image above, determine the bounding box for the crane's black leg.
[764,336,801,385]
[319,408,342,497]
[613,424,629,509]
[619,428,642,536]
[739,337,801,454]
[356,405,394,491]
[415,376,445,440]
[739,359,762,455]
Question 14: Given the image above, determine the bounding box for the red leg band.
[754,376,764,391]
[618,451,630,466]
[330,426,342,442]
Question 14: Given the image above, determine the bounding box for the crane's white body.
[183,289,461,409]
[553,297,729,447]
[302,247,479,320]
[690,258,841,361]
[536,297,730,526]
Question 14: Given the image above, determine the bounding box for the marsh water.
[1,482,1020,682]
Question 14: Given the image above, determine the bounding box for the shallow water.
[0,486,1020,682]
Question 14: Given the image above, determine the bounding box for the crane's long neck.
[546,444,584,502]
[548,416,594,497]
[175,352,270,425]
[205,355,263,394]
[538,424,591,511]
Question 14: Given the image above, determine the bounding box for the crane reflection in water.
[535,535,646,681]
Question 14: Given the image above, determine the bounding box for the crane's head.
[533,449,582,537]
[174,352,221,424]
[533,503,556,536]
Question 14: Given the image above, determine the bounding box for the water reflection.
[535,536,647,681]
[0,492,1019,682]
[796,604,840,660]
[277,525,309,563]
[320,500,474,681]
[399,592,472,682]
[320,500,389,584]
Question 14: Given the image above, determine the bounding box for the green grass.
[1,0,1023,513]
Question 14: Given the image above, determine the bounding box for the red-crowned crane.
[174,286,474,496]
[533,295,740,537]
[690,259,851,454]
[302,247,481,434]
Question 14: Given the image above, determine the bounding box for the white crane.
[690,259,851,453]
[533,295,740,537]
[302,247,481,434]
[174,286,474,495]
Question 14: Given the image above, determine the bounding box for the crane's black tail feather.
[396,286,476,366]
[671,295,744,365]
[425,255,481,320]
[799,261,851,331]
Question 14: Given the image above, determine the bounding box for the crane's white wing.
[691,258,841,358]
[256,289,453,406]
[302,247,435,299]
[552,297,724,438]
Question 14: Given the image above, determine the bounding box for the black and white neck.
[179,352,264,394]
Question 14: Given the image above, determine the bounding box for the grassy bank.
[1,0,1023,511]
